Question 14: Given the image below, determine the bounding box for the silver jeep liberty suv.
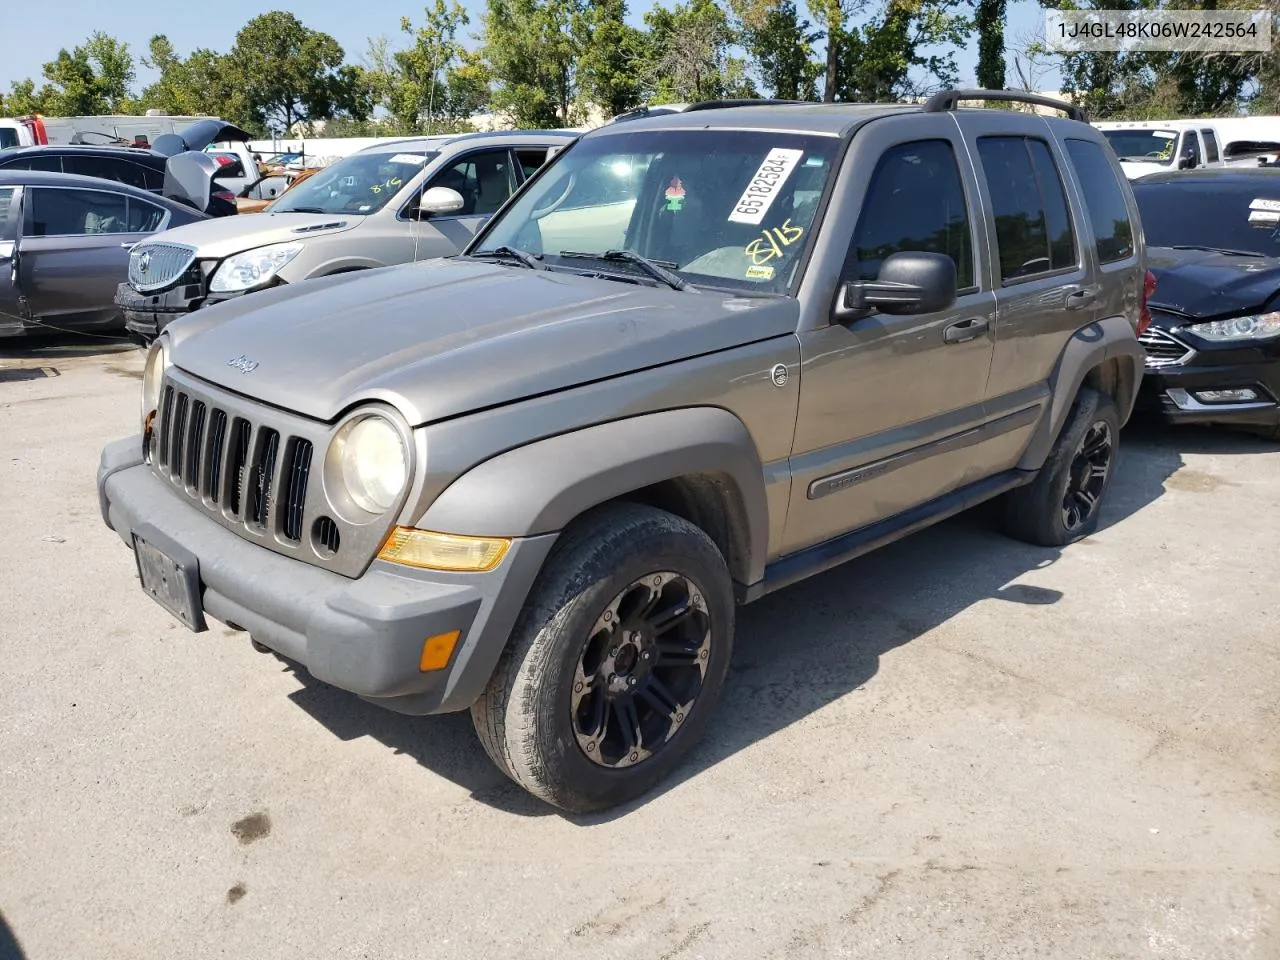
[98,89,1149,813]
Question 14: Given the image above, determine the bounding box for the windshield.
[1102,129,1180,164]
[270,148,437,214]
[472,128,841,293]
[1134,178,1280,255]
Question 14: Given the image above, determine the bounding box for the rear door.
[18,185,158,327]
[960,115,1093,469]
[0,185,23,335]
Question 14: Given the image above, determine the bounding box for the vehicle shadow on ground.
[281,422,1259,822]
[0,331,137,370]
[0,910,27,960]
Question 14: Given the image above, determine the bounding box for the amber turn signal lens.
[420,630,461,672]
[377,527,511,572]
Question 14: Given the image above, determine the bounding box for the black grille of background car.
[1137,327,1195,368]
[153,383,315,545]
[129,242,198,293]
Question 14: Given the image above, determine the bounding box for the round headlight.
[339,416,408,514]
[142,339,169,424]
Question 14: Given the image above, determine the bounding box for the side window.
[1183,131,1202,167]
[25,188,129,236]
[125,197,168,233]
[0,187,16,239]
[516,148,549,180]
[976,136,1077,282]
[425,149,515,216]
[1202,129,1220,163]
[1063,138,1135,264]
[1,154,62,173]
[138,163,166,192]
[63,154,131,187]
[849,139,975,289]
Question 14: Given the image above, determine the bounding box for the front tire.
[999,386,1121,547]
[470,503,734,813]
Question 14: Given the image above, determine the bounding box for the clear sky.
[0,0,1061,98]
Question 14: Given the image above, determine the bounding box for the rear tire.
[470,502,734,813]
[999,386,1121,547]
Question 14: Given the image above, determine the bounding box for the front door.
[782,118,998,555]
[401,148,519,259]
[0,185,22,335]
[19,185,152,328]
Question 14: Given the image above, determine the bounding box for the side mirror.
[416,186,465,218]
[836,251,958,320]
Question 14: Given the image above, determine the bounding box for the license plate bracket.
[132,523,207,633]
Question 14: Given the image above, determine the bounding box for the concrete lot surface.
[1,336,1277,960]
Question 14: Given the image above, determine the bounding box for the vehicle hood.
[165,258,798,425]
[1147,245,1280,320]
[149,212,360,259]
[152,119,253,158]
[1120,161,1172,180]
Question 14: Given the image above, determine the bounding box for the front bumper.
[1135,353,1280,427]
[97,436,558,715]
[115,281,205,341]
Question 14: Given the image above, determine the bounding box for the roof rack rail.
[683,98,806,113]
[922,88,1088,124]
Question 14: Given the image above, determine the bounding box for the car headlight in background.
[141,337,170,429]
[1183,312,1280,342]
[334,415,408,514]
[209,242,304,293]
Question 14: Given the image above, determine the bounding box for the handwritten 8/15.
[745,220,804,266]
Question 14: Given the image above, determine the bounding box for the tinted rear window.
[1064,139,1135,264]
[977,136,1077,281]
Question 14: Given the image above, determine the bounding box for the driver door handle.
[1065,289,1098,310]
[943,317,990,344]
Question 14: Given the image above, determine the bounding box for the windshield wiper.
[468,245,546,270]
[278,206,334,214]
[1170,244,1265,257]
[560,249,687,291]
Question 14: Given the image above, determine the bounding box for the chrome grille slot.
[158,386,175,467]
[226,418,252,516]
[247,429,281,530]
[282,439,313,543]
[1138,327,1194,368]
[128,242,197,293]
[205,410,227,505]
[184,401,207,492]
[170,393,189,483]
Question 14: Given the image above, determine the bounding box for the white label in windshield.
[390,153,428,166]
[728,148,805,225]
[1152,131,1177,139]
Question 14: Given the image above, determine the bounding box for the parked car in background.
[1131,168,1280,441]
[115,129,578,341]
[0,143,238,218]
[1095,120,1226,179]
[0,170,208,337]
[235,167,323,214]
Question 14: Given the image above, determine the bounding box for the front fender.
[416,406,771,586]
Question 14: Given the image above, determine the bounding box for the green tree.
[369,1,481,133]
[639,0,756,103]
[574,0,646,116]
[482,0,582,126]
[807,0,861,102]
[2,79,46,116]
[975,0,1006,89]
[835,0,969,102]
[139,37,256,127]
[24,32,138,115]
[230,11,361,133]
[738,0,823,99]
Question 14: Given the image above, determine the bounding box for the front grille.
[129,242,197,293]
[153,382,316,548]
[1138,327,1195,368]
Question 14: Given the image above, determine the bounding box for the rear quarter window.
[1063,138,1135,264]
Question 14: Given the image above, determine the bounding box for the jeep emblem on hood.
[227,355,259,374]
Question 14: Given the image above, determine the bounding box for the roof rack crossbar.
[922,88,1088,124]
